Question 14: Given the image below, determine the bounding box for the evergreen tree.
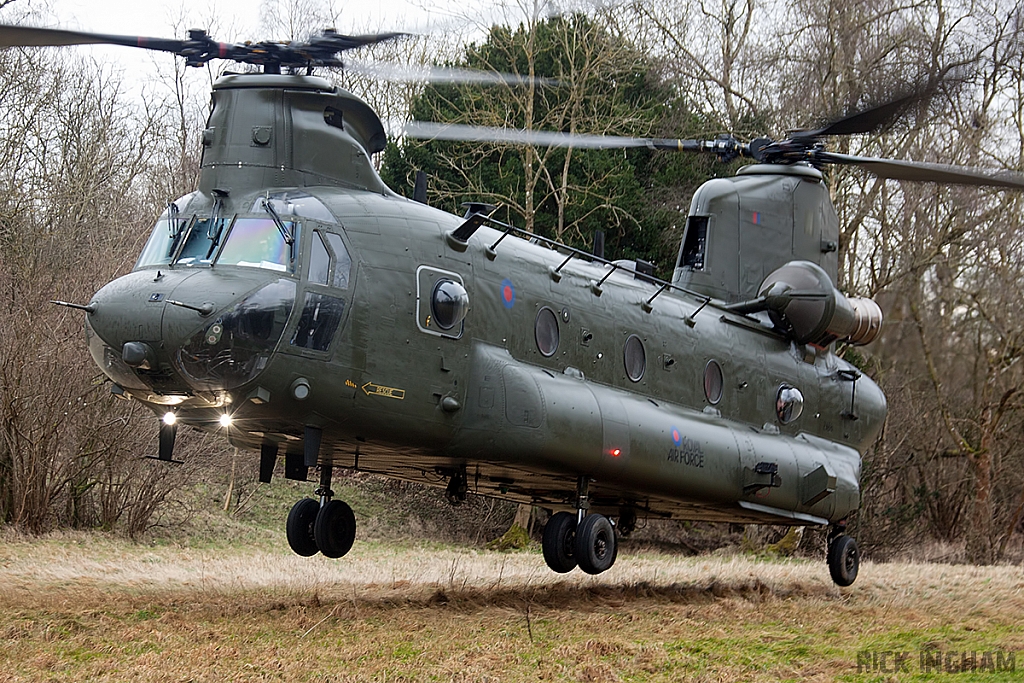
[381,13,711,273]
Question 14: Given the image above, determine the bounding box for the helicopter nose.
[87,269,297,395]
[172,277,296,392]
[86,270,207,394]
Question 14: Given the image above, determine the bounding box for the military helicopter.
[4,22,1023,588]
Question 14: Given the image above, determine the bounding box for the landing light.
[162,412,177,426]
[219,413,233,428]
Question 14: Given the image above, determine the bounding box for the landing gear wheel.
[542,511,578,573]
[286,498,320,557]
[827,534,859,586]
[575,514,617,575]
[314,499,356,558]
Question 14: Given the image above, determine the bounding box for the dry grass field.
[1,533,1023,682]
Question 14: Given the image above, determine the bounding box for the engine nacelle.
[758,261,882,346]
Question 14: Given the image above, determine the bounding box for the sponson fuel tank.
[448,344,864,525]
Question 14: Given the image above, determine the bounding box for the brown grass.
[1,532,1023,681]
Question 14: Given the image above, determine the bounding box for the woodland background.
[1,0,1024,566]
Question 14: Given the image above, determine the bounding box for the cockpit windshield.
[136,213,299,274]
[174,217,232,266]
[218,218,298,273]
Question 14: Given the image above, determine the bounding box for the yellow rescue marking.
[345,379,357,389]
[362,382,406,400]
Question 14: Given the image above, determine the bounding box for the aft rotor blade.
[820,151,1024,189]
[795,94,919,139]
[404,121,720,151]
[0,23,186,53]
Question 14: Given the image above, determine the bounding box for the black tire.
[286,498,320,557]
[542,511,578,573]
[827,534,859,587]
[575,514,617,575]
[314,499,356,558]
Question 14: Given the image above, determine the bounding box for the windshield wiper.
[166,200,182,236]
[205,189,229,259]
[261,197,296,261]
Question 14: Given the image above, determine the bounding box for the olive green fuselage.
[85,74,886,528]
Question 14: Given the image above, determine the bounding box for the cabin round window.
[623,334,646,382]
[535,307,559,357]
[704,360,724,404]
[776,385,804,424]
[430,279,469,330]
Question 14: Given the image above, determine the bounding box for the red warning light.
[611,448,622,457]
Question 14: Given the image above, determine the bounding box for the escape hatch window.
[431,279,469,330]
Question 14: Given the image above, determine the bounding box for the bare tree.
[0,46,200,535]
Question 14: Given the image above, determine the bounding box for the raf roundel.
[500,278,516,309]
[671,427,682,447]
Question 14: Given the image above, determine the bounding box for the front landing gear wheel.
[542,511,578,573]
[314,499,356,558]
[575,514,617,575]
[286,498,320,557]
[827,534,859,586]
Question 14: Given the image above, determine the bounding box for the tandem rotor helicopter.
[4,21,1024,587]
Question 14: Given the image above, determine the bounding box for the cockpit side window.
[309,231,331,285]
[135,194,195,268]
[137,216,186,267]
[323,232,351,289]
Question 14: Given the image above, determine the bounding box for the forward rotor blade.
[404,121,719,152]
[820,151,1024,189]
[304,31,409,52]
[346,61,559,86]
[0,24,409,69]
[0,23,186,53]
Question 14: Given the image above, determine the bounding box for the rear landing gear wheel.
[575,514,617,575]
[542,511,578,573]
[827,534,859,586]
[314,499,357,558]
[286,498,320,557]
